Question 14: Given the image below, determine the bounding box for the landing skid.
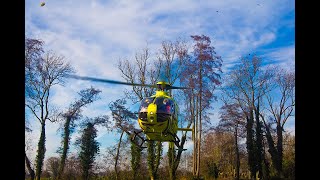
[167,132,182,148]
[131,130,183,149]
[131,126,194,150]
[131,130,147,149]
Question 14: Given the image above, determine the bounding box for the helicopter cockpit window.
[154,97,174,114]
[157,84,164,91]
[139,97,154,112]
[157,84,169,92]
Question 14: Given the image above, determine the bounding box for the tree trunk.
[57,117,71,179]
[197,57,203,179]
[276,124,283,177]
[83,164,89,180]
[168,142,176,180]
[36,123,46,180]
[246,111,256,179]
[234,125,240,180]
[115,131,124,180]
[194,96,199,177]
[25,152,35,180]
[154,141,162,178]
[264,121,280,172]
[168,131,188,180]
[190,92,196,177]
[255,104,264,179]
[131,140,142,180]
[262,142,271,180]
[147,140,161,180]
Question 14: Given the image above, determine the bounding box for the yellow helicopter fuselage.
[138,84,179,142]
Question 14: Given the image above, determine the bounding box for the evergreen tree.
[75,122,100,180]
[131,140,142,180]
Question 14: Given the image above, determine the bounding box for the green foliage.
[255,105,264,178]
[76,122,100,180]
[206,161,219,179]
[246,110,257,179]
[283,160,295,179]
[147,141,163,180]
[282,134,295,179]
[167,142,176,180]
[191,176,205,180]
[35,125,46,180]
[147,141,156,179]
[131,140,142,179]
[155,141,163,172]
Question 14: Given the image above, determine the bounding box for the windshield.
[157,84,169,92]
[139,97,154,112]
[154,97,174,114]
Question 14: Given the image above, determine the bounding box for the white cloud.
[263,45,295,69]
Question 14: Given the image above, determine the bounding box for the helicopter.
[66,74,193,148]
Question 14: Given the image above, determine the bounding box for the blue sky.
[25,0,295,163]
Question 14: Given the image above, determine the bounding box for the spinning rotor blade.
[167,85,191,90]
[66,74,156,88]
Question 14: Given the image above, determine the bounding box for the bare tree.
[25,38,74,180]
[109,98,138,180]
[118,46,161,103]
[180,35,222,178]
[222,55,273,179]
[118,46,163,180]
[45,157,60,179]
[157,38,189,86]
[216,103,246,180]
[104,139,132,179]
[261,69,295,177]
[156,38,192,180]
[63,154,82,179]
[25,39,42,179]
[201,131,239,179]
[282,133,295,179]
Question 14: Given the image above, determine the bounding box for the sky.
[25,0,295,164]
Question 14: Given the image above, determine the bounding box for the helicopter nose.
[147,103,157,123]
[150,111,155,122]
